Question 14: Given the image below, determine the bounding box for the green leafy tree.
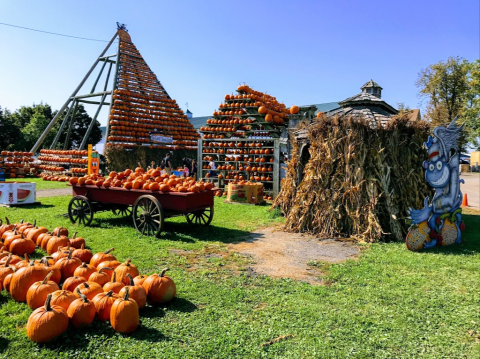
[416,56,480,150]
[0,107,21,151]
[416,56,470,124]
[462,60,480,149]
[20,105,59,150]
[54,104,102,149]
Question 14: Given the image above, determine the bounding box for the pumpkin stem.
[75,288,89,303]
[4,254,12,267]
[33,219,36,228]
[104,247,115,255]
[126,273,134,286]
[80,243,85,250]
[28,260,35,266]
[72,232,77,240]
[44,293,53,311]
[106,290,114,297]
[24,253,29,262]
[67,250,73,259]
[5,217,10,225]
[0,219,2,226]
[83,282,90,288]
[125,258,131,266]
[81,262,87,268]
[160,268,169,277]
[98,267,113,274]
[111,271,116,283]
[123,286,130,301]
[42,271,53,284]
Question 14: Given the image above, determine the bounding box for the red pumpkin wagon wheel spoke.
[68,195,94,226]
[186,206,213,226]
[132,195,164,237]
[112,205,132,217]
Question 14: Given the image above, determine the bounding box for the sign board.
[150,134,173,144]
[88,144,100,175]
[0,182,36,204]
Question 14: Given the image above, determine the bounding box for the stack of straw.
[272,113,432,242]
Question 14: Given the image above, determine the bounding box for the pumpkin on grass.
[114,259,139,285]
[96,260,120,277]
[75,281,103,301]
[52,227,69,237]
[133,274,148,287]
[90,247,116,268]
[74,262,96,280]
[26,293,69,343]
[26,271,59,309]
[56,250,82,281]
[69,232,86,249]
[103,271,125,294]
[46,235,70,255]
[40,258,61,284]
[92,290,120,321]
[3,272,15,293]
[110,287,139,334]
[88,267,112,286]
[72,244,93,263]
[10,261,48,302]
[142,268,176,305]
[0,254,15,291]
[50,290,77,311]
[62,276,87,292]
[9,236,36,256]
[67,288,96,328]
[119,273,147,308]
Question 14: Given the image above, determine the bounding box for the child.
[183,165,190,178]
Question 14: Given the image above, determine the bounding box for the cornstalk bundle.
[272,113,432,242]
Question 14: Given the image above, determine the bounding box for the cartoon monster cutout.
[405,118,466,251]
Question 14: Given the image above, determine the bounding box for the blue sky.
[0,0,478,127]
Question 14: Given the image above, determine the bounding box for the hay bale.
[272,114,432,242]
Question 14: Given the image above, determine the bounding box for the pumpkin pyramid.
[106,29,199,150]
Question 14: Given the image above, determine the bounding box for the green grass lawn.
[4,177,68,190]
[0,197,479,358]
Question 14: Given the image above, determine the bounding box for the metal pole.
[104,38,121,145]
[30,31,118,153]
[90,60,108,94]
[64,101,79,150]
[79,94,107,150]
[103,62,113,92]
[50,99,74,149]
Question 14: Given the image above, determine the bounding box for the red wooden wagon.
[68,185,217,237]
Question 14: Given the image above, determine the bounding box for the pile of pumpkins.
[0,218,176,343]
[68,165,216,193]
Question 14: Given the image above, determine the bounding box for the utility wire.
[0,22,111,42]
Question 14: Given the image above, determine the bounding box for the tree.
[20,105,59,150]
[416,56,479,150]
[462,60,480,149]
[54,104,102,149]
[0,107,21,151]
[416,56,470,125]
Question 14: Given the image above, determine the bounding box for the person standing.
[162,153,173,176]
[191,159,197,180]
[208,159,216,177]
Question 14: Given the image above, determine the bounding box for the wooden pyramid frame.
[32,23,199,153]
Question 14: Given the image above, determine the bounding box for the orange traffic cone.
[461,193,469,207]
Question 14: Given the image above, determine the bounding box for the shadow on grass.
[42,318,168,350]
[416,211,480,256]
[0,336,10,352]
[161,222,260,244]
[168,297,197,313]
[5,203,55,210]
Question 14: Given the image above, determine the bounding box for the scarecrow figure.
[406,118,465,250]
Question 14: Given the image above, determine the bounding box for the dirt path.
[36,188,71,198]
[228,227,360,284]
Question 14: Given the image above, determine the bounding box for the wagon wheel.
[68,195,94,226]
[112,205,132,217]
[133,195,164,237]
[186,206,214,226]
